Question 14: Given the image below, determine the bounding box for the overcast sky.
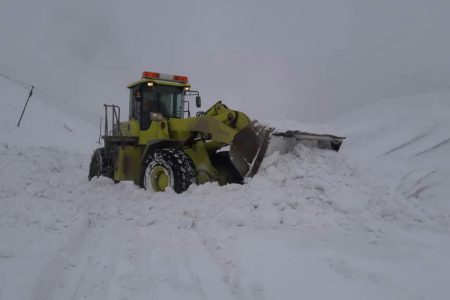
[1,0,450,123]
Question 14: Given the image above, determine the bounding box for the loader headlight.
[184,86,190,91]
[147,82,154,87]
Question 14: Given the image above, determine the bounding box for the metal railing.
[183,100,191,118]
[103,104,122,137]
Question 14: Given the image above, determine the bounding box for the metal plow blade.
[267,130,345,156]
[230,122,345,178]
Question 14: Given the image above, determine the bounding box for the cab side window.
[129,86,142,121]
[140,85,156,130]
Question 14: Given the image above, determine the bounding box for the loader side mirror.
[196,96,201,108]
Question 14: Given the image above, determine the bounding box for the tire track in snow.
[30,212,90,300]
[415,137,450,156]
[382,129,431,156]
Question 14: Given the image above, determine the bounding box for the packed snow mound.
[0,75,97,153]
[328,90,450,214]
[175,144,438,231]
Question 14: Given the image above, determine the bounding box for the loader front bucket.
[230,121,274,177]
[230,122,345,178]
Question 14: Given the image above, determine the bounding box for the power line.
[0,71,79,111]
[0,71,98,125]
[0,72,33,90]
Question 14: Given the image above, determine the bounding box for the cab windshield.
[143,85,184,119]
[130,83,185,130]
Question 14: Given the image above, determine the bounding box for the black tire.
[88,148,114,180]
[211,151,243,185]
[140,148,196,193]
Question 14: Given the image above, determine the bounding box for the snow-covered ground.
[1,76,450,299]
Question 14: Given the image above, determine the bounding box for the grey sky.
[1,0,450,123]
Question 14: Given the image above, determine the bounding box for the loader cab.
[129,82,185,130]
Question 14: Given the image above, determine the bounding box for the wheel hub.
[150,166,170,191]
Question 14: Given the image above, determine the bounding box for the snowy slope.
[0,76,98,152]
[327,90,450,217]
[2,76,450,300]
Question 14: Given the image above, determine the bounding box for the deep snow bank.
[2,140,450,299]
[176,144,437,232]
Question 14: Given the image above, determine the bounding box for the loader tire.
[88,148,113,180]
[140,149,196,193]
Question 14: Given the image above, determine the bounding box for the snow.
[327,90,450,222]
[0,78,98,152]
[1,76,450,299]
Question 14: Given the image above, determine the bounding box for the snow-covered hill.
[328,90,450,218]
[1,76,450,300]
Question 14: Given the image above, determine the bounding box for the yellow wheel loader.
[88,71,344,193]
